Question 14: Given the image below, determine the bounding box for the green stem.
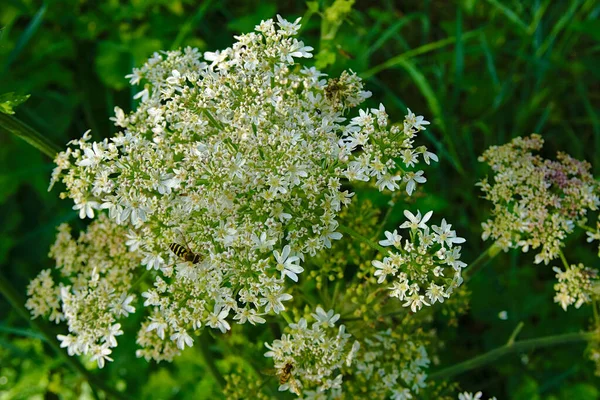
[558,249,570,269]
[506,321,525,346]
[577,223,597,234]
[463,241,502,282]
[198,331,227,389]
[337,224,389,255]
[429,331,595,380]
[281,311,293,325]
[375,196,397,240]
[0,113,61,158]
[0,273,127,400]
[202,109,224,130]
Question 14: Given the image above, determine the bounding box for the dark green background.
[1,0,599,398]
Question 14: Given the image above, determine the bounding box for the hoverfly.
[278,362,301,396]
[168,231,202,264]
[260,361,301,396]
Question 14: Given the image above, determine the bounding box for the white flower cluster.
[264,306,359,397]
[354,329,430,399]
[342,105,437,194]
[43,15,437,363]
[478,134,599,265]
[372,210,466,312]
[25,214,141,368]
[553,263,599,311]
[458,392,497,400]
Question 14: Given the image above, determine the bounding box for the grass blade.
[2,3,47,71]
[366,13,426,56]
[485,0,528,33]
[171,0,214,49]
[362,29,481,79]
[391,58,464,175]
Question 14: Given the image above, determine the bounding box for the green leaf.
[315,48,336,69]
[0,92,30,115]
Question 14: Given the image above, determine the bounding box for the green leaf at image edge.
[0,92,31,115]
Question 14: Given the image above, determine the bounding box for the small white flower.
[260,292,293,314]
[77,141,105,168]
[57,334,79,356]
[425,283,448,304]
[274,245,303,282]
[276,14,302,35]
[400,210,433,231]
[389,279,409,301]
[422,150,438,165]
[90,344,113,368]
[166,69,182,85]
[109,106,128,127]
[103,323,123,348]
[142,253,165,271]
[312,306,340,327]
[379,230,402,248]
[403,170,427,196]
[155,173,180,195]
[171,329,194,350]
[252,232,277,252]
[372,259,397,284]
[405,108,430,131]
[141,290,160,307]
[110,294,136,317]
[458,392,483,400]
[207,305,231,333]
[147,317,168,339]
[73,199,99,219]
[321,223,343,248]
[402,293,430,313]
[377,173,402,192]
[234,308,266,325]
[432,219,466,248]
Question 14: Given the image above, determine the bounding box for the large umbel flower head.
[40,15,437,366]
[478,134,599,264]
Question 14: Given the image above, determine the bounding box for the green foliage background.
[1,0,599,398]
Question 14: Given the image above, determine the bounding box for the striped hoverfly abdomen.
[169,242,202,264]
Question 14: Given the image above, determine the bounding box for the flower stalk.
[198,331,227,389]
[463,241,502,282]
[0,113,60,158]
[429,330,595,380]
